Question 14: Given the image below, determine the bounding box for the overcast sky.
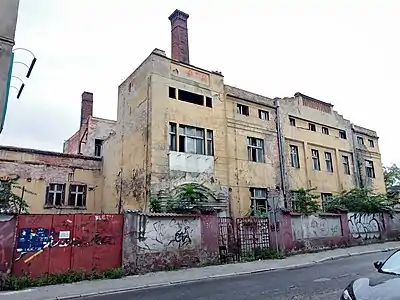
[1,0,398,166]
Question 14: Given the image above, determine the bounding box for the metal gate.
[217,217,237,263]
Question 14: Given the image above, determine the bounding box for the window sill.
[43,205,87,210]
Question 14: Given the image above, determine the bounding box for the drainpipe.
[274,98,287,208]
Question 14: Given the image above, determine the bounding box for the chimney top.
[81,91,93,102]
[168,9,189,22]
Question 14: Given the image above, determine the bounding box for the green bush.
[2,268,124,291]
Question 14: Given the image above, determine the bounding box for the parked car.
[340,249,400,299]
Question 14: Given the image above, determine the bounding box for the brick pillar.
[80,91,93,128]
[168,9,190,64]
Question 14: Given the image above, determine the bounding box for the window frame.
[322,127,329,135]
[357,136,364,145]
[291,191,300,212]
[368,139,375,148]
[178,124,205,155]
[206,129,214,156]
[247,137,265,163]
[321,193,333,212]
[311,149,321,171]
[339,130,347,139]
[324,152,333,172]
[68,184,87,207]
[365,160,376,178]
[45,183,66,206]
[258,109,269,120]
[94,139,103,157]
[169,122,177,151]
[289,117,296,126]
[342,155,350,175]
[237,104,249,116]
[290,145,300,168]
[309,123,316,132]
[250,188,268,215]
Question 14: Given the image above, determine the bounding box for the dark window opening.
[368,139,375,148]
[68,184,87,207]
[339,130,347,139]
[309,123,316,132]
[45,183,65,206]
[206,130,214,156]
[237,104,249,116]
[357,136,364,145]
[289,117,296,126]
[94,139,103,157]
[169,87,176,99]
[322,127,329,135]
[178,89,204,106]
[206,97,212,108]
[258,110,269,120]
[169,123,177,151]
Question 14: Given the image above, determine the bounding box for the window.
[179,125,205,154]
[237,104,249,116]
[68,184,87,207]
[250,188,268,215]
[290,145,300,168]
[258,110,269,120]
[322,127,329,135]
[206,130,214,156]
[206,97,212,108]
[178,89,204,106]
[45,184,65,206]
[289,117,296,126]
[357,136,364,145]
[365,160,375,178]
[321,193,333,212]
[128,82,132,92]
[291,191,300,212]
[368,139,375,148]
[169,87,176,99]
[169,122,177,151]
[311,149,320,170]
[247,137,265,163]
[339,130,347,139]
[342,155,350,175]
[324,152,333,172]
[309,123,316,132]
[94,139,103,157]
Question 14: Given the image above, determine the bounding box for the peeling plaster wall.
[0,146,102,213]
[225,87,279,217]
[82,117,116,156]
[279,95,357,206]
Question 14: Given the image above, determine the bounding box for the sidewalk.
[2,241,400,300]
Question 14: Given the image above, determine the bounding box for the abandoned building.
[0,9,385,217]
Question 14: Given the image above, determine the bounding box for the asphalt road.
[85,251,395,300]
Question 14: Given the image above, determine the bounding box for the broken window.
[368,139,375,148]
[179,125,205,154]
[342,155,350,175]
[68,184,87,207]
[365,160,375,178]
[94,139,103,156]
[247,137,264,163]
[169,122,177,151]
[250,188,268,215]
[258,109,269,120]
[46,183,65,206]
[311,149,320,170]
[206,129,214,156]
[206,97,212,108]
[178,89,204,106]
[325,152,333,172]
[237,104,249,116]
[309,123,316,132]
[290,145,300,168]
[169,87,176,99]
[339,130,347,139]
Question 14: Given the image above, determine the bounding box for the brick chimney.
[168,9,190,64]
[80,91,93,128]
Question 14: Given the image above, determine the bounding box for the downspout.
[274,98,287,208]
[143,76,152,212]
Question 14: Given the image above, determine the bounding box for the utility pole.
[274,98,287,208]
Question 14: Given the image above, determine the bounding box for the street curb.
[40,246,396,299]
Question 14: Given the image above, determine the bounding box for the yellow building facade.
[0,9,386,217]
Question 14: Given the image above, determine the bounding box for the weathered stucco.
[0,146,102,213]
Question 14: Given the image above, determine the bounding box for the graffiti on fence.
[137,216,200,252]
[292,215,342,240]
[348,213,383,240]
[15,227,115,263]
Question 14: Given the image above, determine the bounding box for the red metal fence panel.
[12,214,123,277]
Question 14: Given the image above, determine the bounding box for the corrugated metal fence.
[13,214,123,277]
